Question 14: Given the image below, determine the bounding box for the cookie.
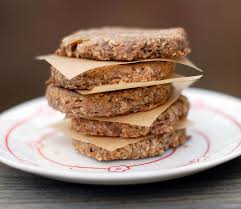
[46,84,172,117]
[49,61,175,90]
[71,95,189,137]
[56,27,190,61]
[72,129,187,161]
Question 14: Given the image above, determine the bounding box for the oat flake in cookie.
[56,27,191,61]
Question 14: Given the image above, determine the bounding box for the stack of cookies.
[41,27,201,161]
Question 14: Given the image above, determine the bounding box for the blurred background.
[0,0,241,111]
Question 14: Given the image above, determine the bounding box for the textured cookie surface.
[49,61,175,90]
[46,84,172,117]
[72,129,187,161]
[71,95,189,137]
[56,27,190,61]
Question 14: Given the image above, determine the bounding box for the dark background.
[1,0,241,112]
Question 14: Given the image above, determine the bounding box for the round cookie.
[49,61,175,90]
[46,84,172,117]
[72,129,187,161]
[56,27,191,61]
[71,95,189,138]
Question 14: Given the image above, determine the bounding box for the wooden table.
[0,158,241,209]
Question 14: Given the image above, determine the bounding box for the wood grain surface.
[0,158,241,209]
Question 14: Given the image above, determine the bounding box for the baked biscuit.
[46,84,172,117]
[72,129,187,161]
[56,27,190,61]
[49,61,175,90]
[71,96,189,137]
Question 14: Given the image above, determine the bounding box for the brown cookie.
[71,95,189,138]
[49,61,175,90]
[56,27,190,61]
[72,129,187,161]
[46,84,172,117]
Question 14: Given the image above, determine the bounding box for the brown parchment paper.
[91,79,199,127]
[77,74,202,94]
[52,119,192,151]
[37,54,202,80]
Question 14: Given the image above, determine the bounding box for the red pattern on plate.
[36,131,106,170]
[178,129,210,167]
[192,102,241,154]
[3,99,241,173]
[35,131,177,172]
[107,165,130,173]
[3,107,44,166]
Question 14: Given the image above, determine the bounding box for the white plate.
[0,88,241,185]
